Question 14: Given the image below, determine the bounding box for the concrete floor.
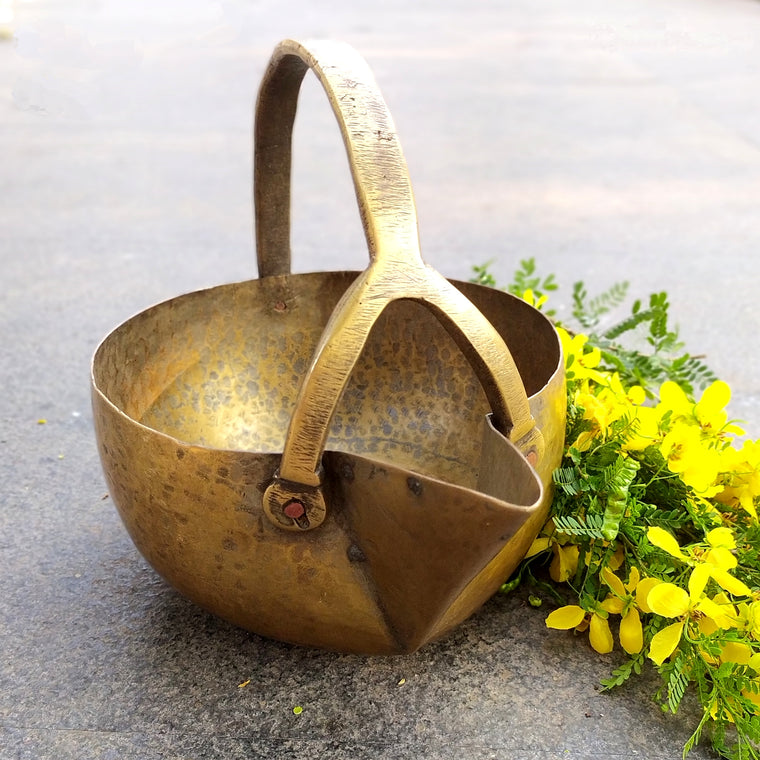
[3,0,760,757]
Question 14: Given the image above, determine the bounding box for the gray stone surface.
[2,0,760,757]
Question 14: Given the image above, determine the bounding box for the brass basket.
[91,39,566,654]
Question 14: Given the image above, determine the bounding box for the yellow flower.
[647,565,743,665]
[545,604,614,654]
[694,380,744,437]
[524,531,580,583]
[522,288,548,309]
[716,439,760,522]
[645,527,751,664]
[557,328,608,385]
[601,566,649,654]
[572,385,612,451]
[646,526,752,598]
[658,380,743,437]
[571,373,648,451]
[659,422,723,495]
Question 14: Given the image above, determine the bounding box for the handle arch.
[255,38,422,277]
[255,40,543,531]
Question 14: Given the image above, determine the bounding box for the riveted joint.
[514,424,545,470]
[263,473,327,531]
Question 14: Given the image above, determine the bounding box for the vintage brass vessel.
[91,39,566,654]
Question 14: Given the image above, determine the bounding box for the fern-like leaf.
[553,466,584,496]
[552,513,606,539]
[600,653,645,692]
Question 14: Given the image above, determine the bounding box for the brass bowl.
[92,39,565,654]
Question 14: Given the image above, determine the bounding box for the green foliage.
[663,652,691,714]
[601,456,639,541]
[587,290,716,396]
[572,280,629,329]
[470,261,499,289]
[506,257,558,300]
[552,513,606,540]
[600,652,644,690]
[471,261,716,396]
[476,258,760,760]
[471,257,557,315]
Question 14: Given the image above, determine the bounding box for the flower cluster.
[527,326,760,756]
[475,261,760,758]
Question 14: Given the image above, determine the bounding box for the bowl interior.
[93,272,561,488]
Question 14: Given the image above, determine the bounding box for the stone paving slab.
[3,0,760,758]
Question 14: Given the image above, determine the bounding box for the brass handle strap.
[256,40,543,531]
[255,38,421,277]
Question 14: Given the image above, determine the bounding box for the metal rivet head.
[283,500,305,519]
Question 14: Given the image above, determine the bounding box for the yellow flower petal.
[589,614,614,654]
[696,380,731,419]
[601,567,626,598]
[721,641,752,666]
[546,605,586,630]
[601,596,624,615]
[658,381,692,417]
[649,621,685,666]
[524,536,551,559]
[698,616,719,636]
[696,597,737,630]
[583,346,602,369]
[549,543,580,583]
[623,406,661,452]
[742,687,760,710]
[711,567,752,598]
[647,583,690,618]
[688,563,712,602]
[608,546,625,571]
[625,566,641,593]
[647,527,687,561]
[706,527,736,550]
[740,493,759,522]
[636,577,661,614]
[705,547,737,571]
[619,608,643,655]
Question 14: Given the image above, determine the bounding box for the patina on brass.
[91,38,566,654]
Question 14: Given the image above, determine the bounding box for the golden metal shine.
[91,38,566,654]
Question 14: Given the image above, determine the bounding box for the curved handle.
[255,38,422,277]
[256,40,544,531]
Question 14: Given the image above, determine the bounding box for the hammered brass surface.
[91,37,566,653]
[256,41,545,531]
[92,269,563,652]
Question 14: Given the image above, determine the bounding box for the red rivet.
[284,500,305,519]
